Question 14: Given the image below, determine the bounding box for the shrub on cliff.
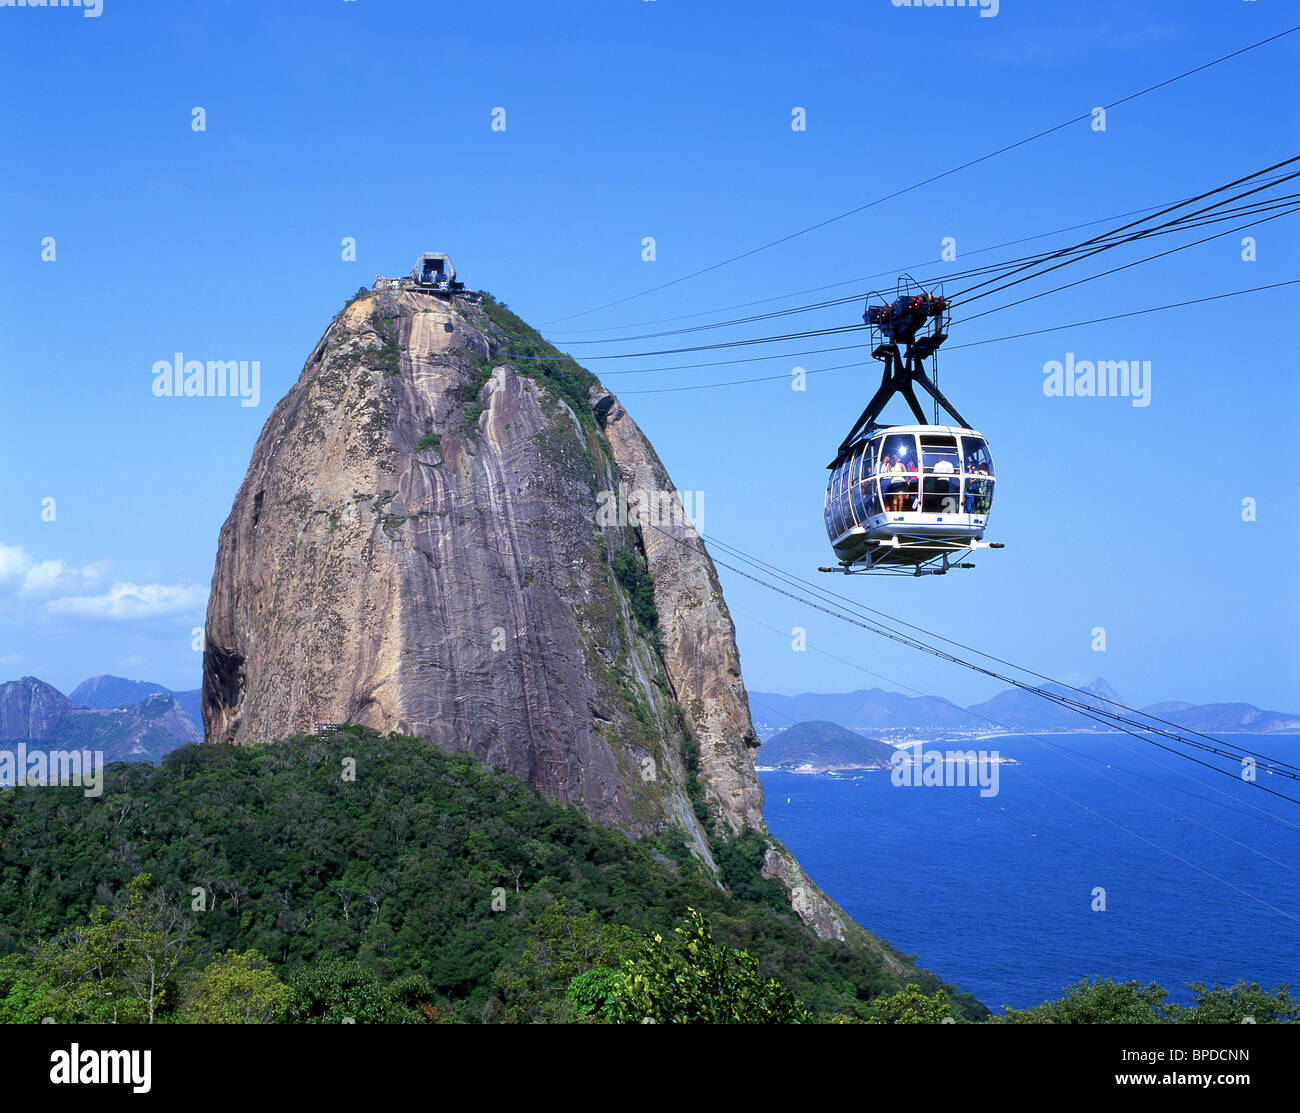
[996,977,1299,1024]
[611,548,659,635]
[863,983,956,1024]
[611,908,812,1024]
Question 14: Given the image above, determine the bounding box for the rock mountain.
[200,284,870,947]
[0,677,69,743]
[0,676,199,763]
[757,721,901,772]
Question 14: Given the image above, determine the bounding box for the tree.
[1173,981,1299,1024]
[712,828,788,910]
[0,953,47,1024]
[30,873,192,1024]
[112,874,194,1024]
[284,955,423,1024]
[864,984,955,1024]
[997,978,1170,1024]
[177,950,292,1024]
[0,729,944,1023]
[566,967,623,1022]
[494,900,640,1023]
[612,908,811,1024]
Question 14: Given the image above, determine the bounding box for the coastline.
[757,752,1021,776]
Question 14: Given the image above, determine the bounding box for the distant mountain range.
[756,721,900,773]
[0,675,202,764]
[749,679,1300,740]
[68,675,203,734]
[6,669,1296,770]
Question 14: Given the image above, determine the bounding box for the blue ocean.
[759,733,1300,1013]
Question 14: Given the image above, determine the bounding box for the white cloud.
[0,544,110,597]
[20,558,109,597]
[1,541,205,622]
[0,543,33,580]
[45,582,208,620]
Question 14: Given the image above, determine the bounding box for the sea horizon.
[760,731,1300,1012]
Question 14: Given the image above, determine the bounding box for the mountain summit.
[201,282,859,943]
[0,676,198,762]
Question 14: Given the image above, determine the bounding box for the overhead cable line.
[615,279,1300,393]
[636,520,1300,801]
[703,530,1300,777]
[551,172,1298,336]
[707,549,1300,919]
[542,172,1300,347]
[542,26,1300,326]
[508,187,1300,365]
[946,159,1300,307]
[957,203,1300,327]
[710,546,1300,803]
[735,605,1300,838]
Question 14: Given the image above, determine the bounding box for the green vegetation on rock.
[0,728,980,1023]
[475,293,599,431]
[995,977,1299,1024]
[612,907,811,1024]
[611,547,659,637]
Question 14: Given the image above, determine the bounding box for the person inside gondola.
[965,478,991,514]
[884,455,904,511]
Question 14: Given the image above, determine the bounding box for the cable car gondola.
[821,278,1003,576]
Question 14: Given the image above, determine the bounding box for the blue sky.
[1,0,1296,712]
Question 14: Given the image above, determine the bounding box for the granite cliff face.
[0,678,71,742]
[201,285,858,940]
[591,387,766,835]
